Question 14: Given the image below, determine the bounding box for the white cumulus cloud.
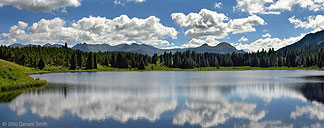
[234,0,280,15]
[269,0,324,12]
[171,9,265,49]
[172,9,265,39]
[171,9,229,39]
[239,36,249,42]
[233,33,305,52]
[235,0,324,15]
[227,15,266,34]
[114,0,125,6]
[214,2,222,9]
[0,0,81,12]
[233,28,324,52]
[171,8,265,49]
[289,15,324,30]
[1,15,178,46]
[262,33,272,38]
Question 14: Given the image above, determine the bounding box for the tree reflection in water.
[5,73,324,128]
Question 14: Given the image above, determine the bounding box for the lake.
[1,70,324,128]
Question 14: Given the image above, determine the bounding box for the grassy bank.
[0,59,47,91]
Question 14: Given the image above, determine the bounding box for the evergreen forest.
[1,45,324,70]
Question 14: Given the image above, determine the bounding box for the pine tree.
[77,52,83,68]
[104,57,109,67]
[111,53,116,67]
[64,56,70,68]
[306,56,311,67]
[318,60,323,69]
[18,55,26,66]
[138,60,145,70]
[287,51,297,67]
[86,52,93,69]
[64,43,68,48]
[130,59,137,68]
[70,53,77,70]
[215,57,220,69]
[278,57,283,67]
[152,53,158,64]
[94,54,98,69]
[37,58,46,70]
[116,53,128,68]
[144,55,149,65]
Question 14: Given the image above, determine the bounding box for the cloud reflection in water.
[172,86,266,128]
[9,84,177,122]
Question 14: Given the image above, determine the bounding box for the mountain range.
[9,42,245,55]
[8,29,324,55]
[72,42,245,55]
[71,29,324,54]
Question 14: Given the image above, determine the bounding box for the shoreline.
[26,65,322,75]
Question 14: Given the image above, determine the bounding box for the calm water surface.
[1,70,324,127]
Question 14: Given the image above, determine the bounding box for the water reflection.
[289,81,324,121]
[3,71,324,128]
[291,101,324,120]
[173,86,265,127]
[173,100,265,127]
[10,82,322,127]
[9,83,177,122]
[294,83,324,104]
[7,82,324,127]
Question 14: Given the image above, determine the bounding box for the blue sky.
[0,0,323,52]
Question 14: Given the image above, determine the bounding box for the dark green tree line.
[0,45,151,70]
[1,45,324,70]
[159,46,324,69]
